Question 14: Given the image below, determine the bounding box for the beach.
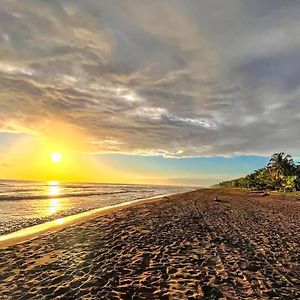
[0,188,299,299]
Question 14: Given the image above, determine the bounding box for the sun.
[51,152,62,163]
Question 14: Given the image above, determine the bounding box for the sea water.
[0,180,193,235]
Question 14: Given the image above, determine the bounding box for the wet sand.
[0,188,299,299]
[0,192,183,248]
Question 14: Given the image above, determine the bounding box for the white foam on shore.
[0,191,190,248]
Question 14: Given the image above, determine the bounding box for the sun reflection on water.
[47,181,61,215]
[49,186,60,196]
[49,199,59,214]
[56,218,65,224]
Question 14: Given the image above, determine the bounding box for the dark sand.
[0,188,299,299]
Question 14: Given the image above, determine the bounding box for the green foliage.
[282,176,298,192]
[220,153,300,191]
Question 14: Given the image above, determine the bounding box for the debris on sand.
[261,192,269,197]
[215,196,221,202]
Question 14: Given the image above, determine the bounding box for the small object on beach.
[215,196,221,202]
[261,192,269,197]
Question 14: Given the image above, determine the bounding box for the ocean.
[0,180,193,235]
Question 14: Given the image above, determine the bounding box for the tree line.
[220,153,300,191]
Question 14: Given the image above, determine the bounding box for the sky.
[0,0,300,185]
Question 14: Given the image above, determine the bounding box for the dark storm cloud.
[0,0,300,156]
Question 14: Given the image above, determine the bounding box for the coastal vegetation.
[220,153,300,191]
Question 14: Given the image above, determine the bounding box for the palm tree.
[267,152,295,179]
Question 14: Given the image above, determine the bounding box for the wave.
[0,190,140,201]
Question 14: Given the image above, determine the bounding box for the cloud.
[0,62,34,76]
[136,107,217,130]
[0,0,300,157]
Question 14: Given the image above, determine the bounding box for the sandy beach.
[0,188,299,299]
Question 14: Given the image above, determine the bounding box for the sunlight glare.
[56,218,65,225]
[49,186,60,196]
[49,180,59,186]
[51,152,62,163]
[49,199,59,214]
[48,181,60,196]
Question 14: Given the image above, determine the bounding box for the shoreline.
[0,190,194,249]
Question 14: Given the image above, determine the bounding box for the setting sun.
[51,152,62,163]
